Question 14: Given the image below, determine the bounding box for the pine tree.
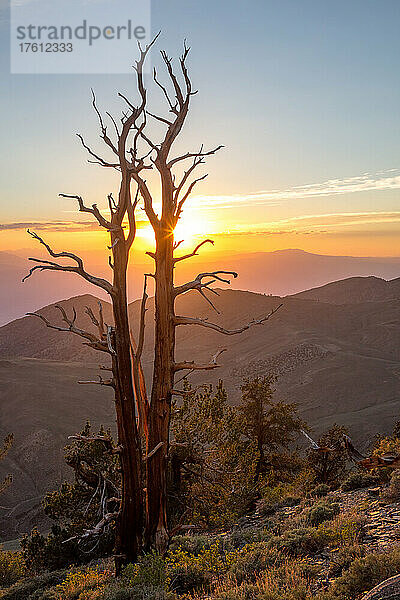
[238,376,305,482]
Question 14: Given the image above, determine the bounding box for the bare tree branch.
[26,305,110,353]
[76,133,120,169]
[23,230,113,294]
[171,384,208,397]
[173,155,205,205]
[145,441,165,461]
[59,193,118,231]
[84,303,107,340]
[174,270,238,297]
[173,239,214,263]
[64,511,119,544]
[173,361,219,372]
[91,88,119,156]
[146,110,173,126]
[153,66,178,114]
[174,349,227,372]
[168,145,223,168]
[174,303,283,335]
[78,376,114,387]
[175,174,208,220]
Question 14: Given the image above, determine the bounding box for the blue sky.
[0,0,399,256]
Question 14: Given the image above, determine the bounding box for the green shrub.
[20,526,81,574]
[53,567,113,599]
[101,583,176,600]
[328,544,366,577]
[227,542,281,584]
[0,570,67,600]
[169,562,207,595]
[0,549,26,587]
[257,483,302,516]
[383,469,400,503]
[282,495,301,508]
[123,547,210,597]
[31,591,59,600]
[269,527,326,556]
[169,534,215,555]
[319,513,365,548]
[100,589,134,600]
[229,526,272,549]
[213,560,318,600]
[341,471,379,491]
[307,499,340,526]
[327,547,400,599]
[212,582,260,600]
[122,552,168,591]
[167,542,225,593]
[256,498,277,516]
[309,484,330,498]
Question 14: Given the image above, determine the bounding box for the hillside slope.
[0,358,114,540]
[0,279,399,539]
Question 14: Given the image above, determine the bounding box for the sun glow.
[137,210,209,249]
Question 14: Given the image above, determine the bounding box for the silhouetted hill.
[292,275,400,304]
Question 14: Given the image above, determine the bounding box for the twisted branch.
[26,304,110,353]
[174,270,238,297]
[174,348,227,372]
[23,230,113,294]
[175,303,283,335]
[173,239,214,263]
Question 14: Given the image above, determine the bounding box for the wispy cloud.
[193,169,400,210]
[273,211,400,230]
[0,221,100,232]
[0,218,150,232]
[8,0,40,6]
[210,211,400,237]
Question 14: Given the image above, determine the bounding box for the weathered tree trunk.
[145,223,175,552]
[255,399,265,481]
[112,239,143,572]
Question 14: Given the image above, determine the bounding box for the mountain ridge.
[293,275,400,304]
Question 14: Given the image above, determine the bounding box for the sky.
[0,0,399,262]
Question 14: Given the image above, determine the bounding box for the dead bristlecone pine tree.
[23,34,282,570]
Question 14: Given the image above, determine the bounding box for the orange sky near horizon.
[1,166,400,261]
[1,200,399,262]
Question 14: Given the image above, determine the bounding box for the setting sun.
[136,209,209,249]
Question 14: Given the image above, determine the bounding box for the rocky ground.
[363,574,400,600]
[228,484,400,599]
[333,488,400,553]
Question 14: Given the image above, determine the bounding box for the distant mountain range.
[1,248,400,326]
[0,274,399,540]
